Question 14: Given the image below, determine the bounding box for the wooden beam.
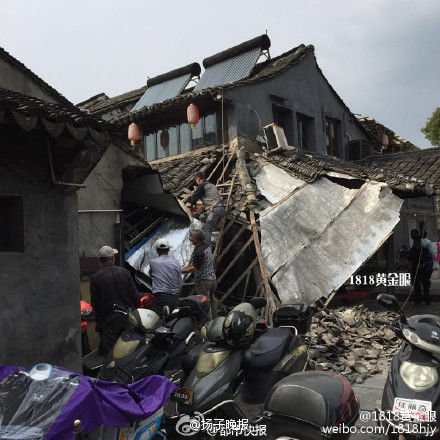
[207,152,227,181]
[213,176,237,260]
[249,210,279,325]
[218,257,259,305]
[216,151,235,185]
[242,270,251,302]
[216,235,254,285]
[215,225,247,265]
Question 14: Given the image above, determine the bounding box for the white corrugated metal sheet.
[253,164,403,304]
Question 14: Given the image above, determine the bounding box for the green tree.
[421,107,440,147]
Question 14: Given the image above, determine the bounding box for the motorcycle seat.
[244,327,293,370]
[408,314,440,328]
[264,371,359,428]
[172,317,194,337]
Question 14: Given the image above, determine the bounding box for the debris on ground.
[304,305,400,384]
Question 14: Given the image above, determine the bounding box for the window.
[143,112,218,160]
[0,196,24,252]
[168,126,178,156]
[180,123,191,154]
[156,130,167,159]
[145,134,156,161]
[191,119,203,149]
[273,105,294,145]
[296,113,314,150]
[325,117,341,156]
[204,113,217,146]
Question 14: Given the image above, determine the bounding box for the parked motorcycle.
[189,370,359,440]
[82,293,157,376]
[166,298,312,435]
[0,363,174,440]
[99,295,210,385]
[376,293,440,439]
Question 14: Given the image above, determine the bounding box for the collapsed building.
[115,135,435,325]
[75,34,439,323]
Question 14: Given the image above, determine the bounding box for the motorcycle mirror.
[377,294,407,323]
[249,297,267,309]
[154,326,172,336]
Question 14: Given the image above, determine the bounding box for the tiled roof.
[357,116,419,152]
[145,142,436,216]
[80,85,148,116]
[0,47,72,106]
[114,44,314,127]
[0,87,113,134]
[76,92,109,110]
[361,148,440,193]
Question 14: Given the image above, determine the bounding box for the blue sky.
[1,0,439,148]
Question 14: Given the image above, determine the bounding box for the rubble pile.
[304,305,401,384]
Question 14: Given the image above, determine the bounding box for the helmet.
[223,303,256,347]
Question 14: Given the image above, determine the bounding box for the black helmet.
[223,303,256,347]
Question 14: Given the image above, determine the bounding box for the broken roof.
[148,142,435,217]
[358,116,419,152]
[0,46,72,106]
[138,138,414,308]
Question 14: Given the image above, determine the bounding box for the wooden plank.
[216,225,247,265]
[249,210,279,325]
[216,151,235,185]
[213,176,237,260]
[218,257,259,305]
[207,152,227,181]
[323,291,337,309]
[216,235,254,285]
[242,270,251,302]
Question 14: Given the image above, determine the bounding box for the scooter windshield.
[0,367,80,439]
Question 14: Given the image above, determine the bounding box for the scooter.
[177,370,359,440]
[99,295,210,385]
[375,293,440,439]
[166,298,311,432]
[0,363,173,440]
[82,293,156,376]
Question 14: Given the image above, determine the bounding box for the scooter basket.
[260,371,359,440]
[273,304,313,334]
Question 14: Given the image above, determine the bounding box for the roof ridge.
[0,46,72,106]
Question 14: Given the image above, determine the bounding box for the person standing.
[147,238,182,317]
[187,172,226,245]
[182,229,217,318]
[408,230,432,305]
[90,246,143,356]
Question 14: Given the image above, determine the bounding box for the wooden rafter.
[216,235,254,285]
[249,210,279,325]
[218,257,259,305]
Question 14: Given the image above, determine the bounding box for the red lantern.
[160,130,169,148]
[379,133,389,147]
[128,123,140,147]
[187,103,200,130]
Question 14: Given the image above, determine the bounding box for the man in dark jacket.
[90,245,143,355]
[187,172,225,245]
[408,230,433,305]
